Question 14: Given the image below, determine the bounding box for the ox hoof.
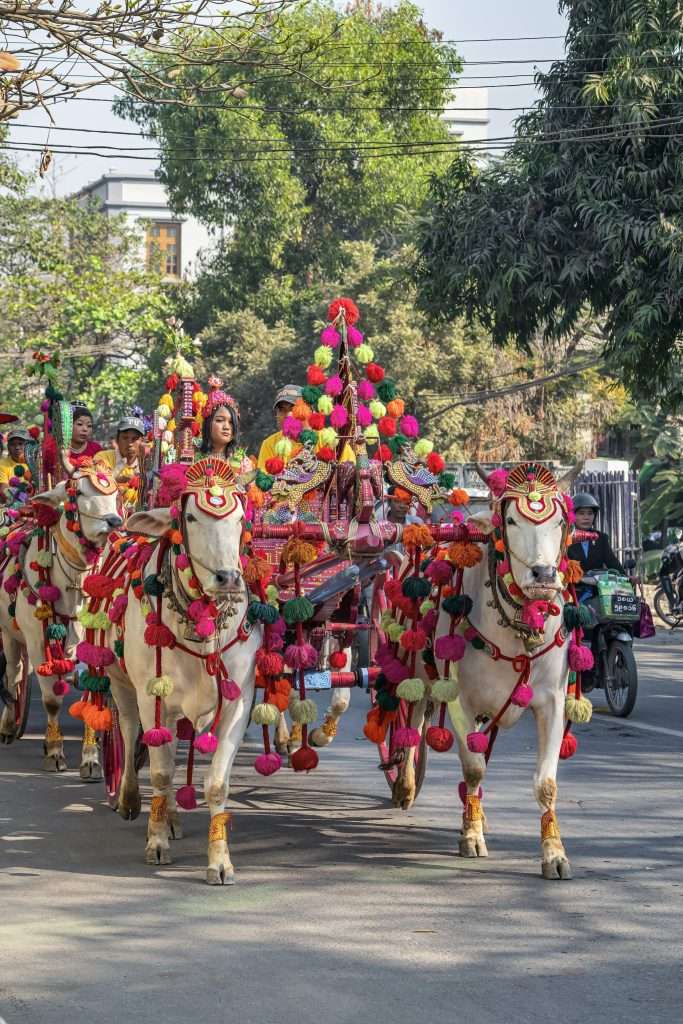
[207,864,235,886]
[391,784,416,811]
[542,856,572,880]
[0,729,17,745]
[168,812,183,840]
[79,761,102,782]
[117,790,141,821]
[43,752,67,772]
[146,843,172,866]
[309,727,333,748]
[459,836,488,858]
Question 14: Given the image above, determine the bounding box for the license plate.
[611,595,639,616]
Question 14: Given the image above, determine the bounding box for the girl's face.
[72,415,93,446]
[210,408,234,450]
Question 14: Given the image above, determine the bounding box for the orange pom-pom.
[267,693,290,712]
[447,541,483,568]
[564,559,584,584]
[69,699,87,721]
[403,524,435,551]
[273,678,292,696]
[292,399,312,421]
[386,399,405,418]
[494,538,506,553]
[363,719,386,744]
[247,484,265,508]
[281,537,318,566]
[244,556,273,584]
[449,488,470,506]
[168,529,183,546]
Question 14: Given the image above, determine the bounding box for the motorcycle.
[653,542,683,628]
[578,570,640,717]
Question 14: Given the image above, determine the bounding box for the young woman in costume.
[199,381,252,474]
[69,405,102,462]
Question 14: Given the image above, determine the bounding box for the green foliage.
[415,0,683,404]
[116,0,460,308]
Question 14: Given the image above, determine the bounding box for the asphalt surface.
[1,631,681,1024]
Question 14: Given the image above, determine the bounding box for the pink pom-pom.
[393,727,421,748]
[419,609,438,634]
[434,634,466,662]
[195,617,215,639]
[40,399,50,412]
[560,733,578,759]
[157,463,188,506]
[254,752,282,776]
[467,731,489,753]
[270,616,286,636]
[108,593,128,623]
[220,678,241,701]
[187,599,206,622]
[521,600,547,630]
[135,544,154,568]
[511,683,534,707]
[320,326,340,348]
[176,784,197,810]
[491,512,503,527]
[563,493,575,524]
[357,379,375,401]
[383,659,410,685]
[463,626,478,642]
[284,642,318,669]
[425,559,453,584]
[496,559,511,576]
[193,731,218,754]
[142,726,174,747]
[330,404,348,428]
[568,643,594,672]
[27,592,37,606]
[325,374,343,396]
[458,781,483,805]
[176,717,194,740]
[282,415,303,439]
[52,680,70,696]
[38,584,61,603]
[399,415,419,438]
[76,642,115,667]
[487,468,509,498]
[176,553,190,570]
[3,576,19,595]
[347,325,363,347]
[356,404,373,427]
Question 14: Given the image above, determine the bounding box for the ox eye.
[186,513,196,523]
[506,516,516,526]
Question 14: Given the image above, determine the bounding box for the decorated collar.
[183,457,241,519]
[498,462,570,525]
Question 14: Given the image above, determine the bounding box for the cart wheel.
[102,703,124,809]
[11,654,34,740]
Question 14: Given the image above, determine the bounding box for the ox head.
[471,462,578,601]
[35,462,122,547]
[126,458,245,599]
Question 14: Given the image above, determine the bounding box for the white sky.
[7,1,568,197]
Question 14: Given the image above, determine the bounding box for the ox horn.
[473,462,490,485]
[557,461,584,492]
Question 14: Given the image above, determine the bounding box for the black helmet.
[573,492,600,511]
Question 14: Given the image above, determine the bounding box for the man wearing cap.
[257,384,355,471]
[96,417,148,506]
[0,428,31,499]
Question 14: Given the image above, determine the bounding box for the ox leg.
[532,697,572,880]
[38,679,67,772]
[110,673,142,821]
[310,686,351,748]
[455,719,488,858]
[205,693,253,886]
[138,699,174,865]
[0,633,23,744]
[287,720,302,757]
[79,721,102,782]
[274,711,290,756]
[391,700,426,811]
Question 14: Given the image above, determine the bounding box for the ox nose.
[105,514,123,529]
[531,564,557,583]
[215,568,242,589]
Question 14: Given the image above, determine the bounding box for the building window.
[146,221,181,277]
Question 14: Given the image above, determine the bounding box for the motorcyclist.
[567,493,625,575]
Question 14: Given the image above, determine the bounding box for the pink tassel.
[511,684,534,707]
[27,592,37,606]
[254,752,282,776]
[284,643,318,669]
[487,468,509,497]
[399,415,419,437]
[383,659,410,685]
[346,325,363,347]
[568,643,594,672]
[434,634,466,662]
[3,576,19,595]
[466,731,489,754]
[419,609,438,634]
[193,732,218,754]
[330,404,348,428]
[187,599,206,622]
[195,617,215,639]
[157,463,188,506]
[463,626,478,642]
[325,374,343,396]
[175,784,197,810]
[357,379,375,401]
[220,679,241,701]
[393,727,421,748]
[176,553,190,570]
[425,559,453,584]
[282,415,303,439]
[52,680,70,696]
[76,642,115,667]
[496,559,511,576]
[142,726,173,747]
[320,326,340,348]
[521,600,548,629]
[356,404,373,427]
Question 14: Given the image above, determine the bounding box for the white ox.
[0,466,121,774]
[392,465,577,880]
[106,471,261,885]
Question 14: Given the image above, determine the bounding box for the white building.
[75,174,213,280]
[443,87,489,145]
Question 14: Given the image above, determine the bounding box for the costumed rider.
[0,427,32,504]
[96,415,148,509]
[69,404,102,463]
[567,493,625,575]
[200,385,252,474]
[257,383,355,471]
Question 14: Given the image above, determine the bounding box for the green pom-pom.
[422,648,436,667]
[568,671,577,683]
[247,600,280,625]
[396,677,425,702]
[302,385,323,406]
[299,429,317,446]
[290,698,317,724]
[251,702,280,727]
[47,623,67,641]
[442,594,473,617]
[78,671,110,693]
[255,470,274,492]
[375,379,397,403]
[114,639,124,659]
[146,675,174,698]
[8,602,16,617]
[13,465,25,478]
[438,471,455,489]
[374,672,389,691]
[387,433,409,456]
[143,574,164,597]
[282,596,315,624]
[376,690,400,711]
[402,576,431,599]
[432,677,459,702]
[471,636,486,650]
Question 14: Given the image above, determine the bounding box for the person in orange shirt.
[257,384,355,470]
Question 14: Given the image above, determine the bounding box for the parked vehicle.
[653,542,683,627]
[579,571,640,717]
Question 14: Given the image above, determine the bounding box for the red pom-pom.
[175,784,197,810]
[190,420,201,437]
[28,425,41,440]
[176,717,194,741]
[366,363,385,383]
[291,746,319,772]
[427,452,445,474]
[377,444,392,462]
[329,650,347,669]
[308,412,325,431]
[307,364,327,386]
[165,373,179,391]
[467,731,489,754]
[559,732,578,760]
[265,457,284,475]
[327,296,359,326]
[378,416,397,437]
[426,726,454,752]
[317,446,335,462]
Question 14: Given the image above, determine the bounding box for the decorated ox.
[81,458,261,884]
[373,463,590,880]
[0,461,121,774]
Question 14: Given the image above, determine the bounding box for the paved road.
[1,633,681,1024]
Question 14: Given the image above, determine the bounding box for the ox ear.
[34,482,67,507]
[125,507,172,537]
[466,511,496,535]
[557,462,583,492]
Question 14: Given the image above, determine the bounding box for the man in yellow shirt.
[0,428,31,501]
[258,384,356,471]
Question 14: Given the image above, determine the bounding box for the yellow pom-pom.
[146,675,174,698]
[380,610,395,631]
[251,703,280,727]
[387,622,404,642]
[167,418,176,432]
[157,404,172,420]
[356,343,374,365]
[275,438,293,458]
[420,599,436,614]
[157,416,168,431]
[195,391,208,408]
[314,345,333,369]
[319,426,337,448]
[160,441,169,454]
[431,677,459,702]
[289,698,317,724]
[414,438,434,458]
[160,393,174,407]
[265,584,280,605]
[317,395,334,415]
[396,677,425,702]
[565,695,593,724]
[369,400,386,420]
[364,425,380,444]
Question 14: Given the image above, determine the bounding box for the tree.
[116,0,461,309]
[0,2,321,123]
[415,0,683,404]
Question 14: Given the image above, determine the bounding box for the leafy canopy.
[415,0,683,404]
